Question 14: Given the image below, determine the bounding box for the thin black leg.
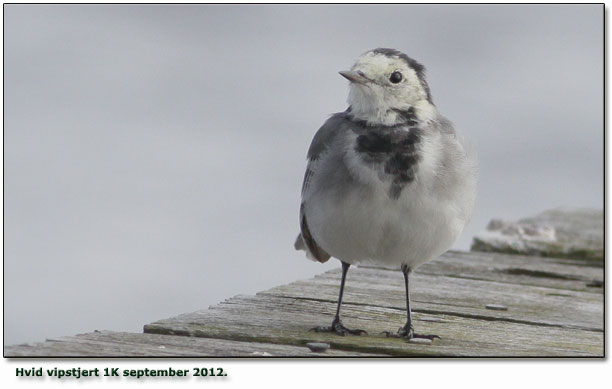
[310,261,367,336]
[383,264,440,340]
[334,261,350,319]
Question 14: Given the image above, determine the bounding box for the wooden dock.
[5,250,604,357]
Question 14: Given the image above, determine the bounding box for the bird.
[294,48,477,340]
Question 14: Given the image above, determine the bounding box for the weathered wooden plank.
[289,266,602,331]
[144,294,603,357]
[470,208,604,261]
[8,251,603,357]
[4,330,383,357]
[420,251,603,292]
[143,251,603,356]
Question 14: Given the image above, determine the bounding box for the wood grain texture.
[143,251,602,357]
[5,251,603,357]
[4,330,382,357]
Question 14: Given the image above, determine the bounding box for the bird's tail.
[294,233,306,251]
[294,232,331,263]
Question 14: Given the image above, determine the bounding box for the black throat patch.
[346,106,418,128]
[353,121,422,199]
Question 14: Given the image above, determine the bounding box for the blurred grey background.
[4,4,602,345]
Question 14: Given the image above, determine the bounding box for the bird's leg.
[310,261,367,336]
[383,264,440,341]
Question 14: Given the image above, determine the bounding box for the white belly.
[305,178,465,270]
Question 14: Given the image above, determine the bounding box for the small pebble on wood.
[486,304,509,311]
[408,338,433,345]
[251,351,273,356]
[306,342,330,352]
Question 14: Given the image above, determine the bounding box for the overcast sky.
[4,4,603,345]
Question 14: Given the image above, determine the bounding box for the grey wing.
[294,113,346,262]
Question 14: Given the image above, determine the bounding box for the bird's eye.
[389,71,403,84]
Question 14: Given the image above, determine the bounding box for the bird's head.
[340,48,434,126]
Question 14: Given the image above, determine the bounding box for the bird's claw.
[309,318,367,336]
[382,326,440,340]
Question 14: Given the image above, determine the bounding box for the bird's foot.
[382,324,440,341]
[310,317,367,336]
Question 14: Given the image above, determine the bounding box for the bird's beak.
[339,70,370,85]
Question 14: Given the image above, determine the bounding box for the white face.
[345,51,430,125]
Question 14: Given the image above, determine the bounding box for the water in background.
[4,4,603,345]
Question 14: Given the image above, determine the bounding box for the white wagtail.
[294,48,477,340]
